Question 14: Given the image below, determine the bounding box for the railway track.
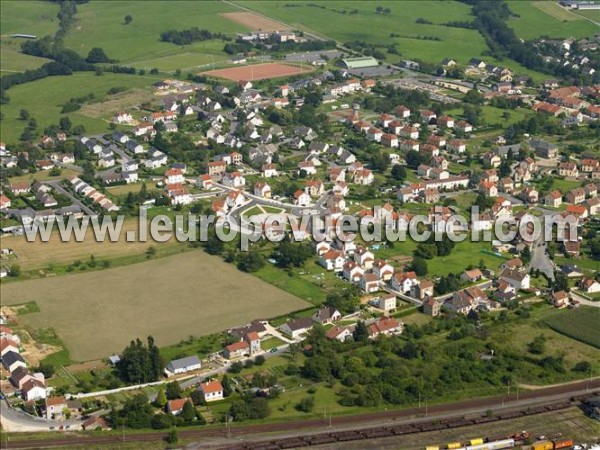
[2,381,598,449]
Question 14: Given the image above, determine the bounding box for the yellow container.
[447,443,462,450]
[470,438,484,446]
[532,442,553,450]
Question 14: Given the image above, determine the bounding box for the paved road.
[570,290,600,308]
[45,180,98,217]
[0,399,82,432]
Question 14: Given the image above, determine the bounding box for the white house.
[165,356,201,376]
[319,250,345,271]
[377,293,397,312]
[200,380,224,402]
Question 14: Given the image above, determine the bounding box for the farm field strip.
[1,251,309,361]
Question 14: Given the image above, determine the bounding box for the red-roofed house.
[200,380,224,402]
[368,316,402,338]
[167,398,192,415]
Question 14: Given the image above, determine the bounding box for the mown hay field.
[1,251,309,361]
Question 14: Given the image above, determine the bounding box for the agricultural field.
[221,11,291,31]
[507,1,600,40]
[62,1,248,66]
[1,251,309,361]
[238,1,489,65]
[202,62,314,81]
[543,306,600,349]
[0,212,184,273]
[0,72,161,144]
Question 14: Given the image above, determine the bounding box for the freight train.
[426,434,575,450]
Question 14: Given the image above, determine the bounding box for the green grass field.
[447,105,535,129]
[0,0,60,37]
[239,1,488,65]
[0,0,60,72]
[543,306,600,349]
[62,1,248,66]
[508,1,599,40]
[0,45,52,73]
[0,72,161,143]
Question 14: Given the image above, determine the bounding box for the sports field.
[221,11,291,31]
[1,251,309,361]
[203,62,313,81]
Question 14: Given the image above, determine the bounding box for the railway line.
[2,380,598,449]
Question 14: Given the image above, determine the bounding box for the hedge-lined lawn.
[374,236,506,277]
[543,306,600,349]
[253,263,328,305]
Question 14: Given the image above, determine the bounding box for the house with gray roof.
[165,355,201,376]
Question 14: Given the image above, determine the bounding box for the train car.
[470,438,484,446]
[553,439,574,449]
[448,443,463,449]
[532,442,554,450]
[425,447,440,450]
[466,439,516,450]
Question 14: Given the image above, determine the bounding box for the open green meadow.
[62,1,248,68]
[507,1,599,40]
[238,1,488,65]
[0,0,60,37]
[0,0,60,72]
[0,72,161,143]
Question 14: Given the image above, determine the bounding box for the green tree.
[118,394,153,429]
[165,429,178,444]
[222,374,233,397]
[296,396,315,412]
[148,335,163,381]
[124,14,133,24]
[410,257,428,276]
[391,164,407,181]
[353,321,370,342]
[86,47,112,63]
[9,264,21,277]
[19,109,29,120]
[237,251,265,272]
[166,381,181,400]
[180,400,196,422]
[155,386,167,408]
[59,116,72,133]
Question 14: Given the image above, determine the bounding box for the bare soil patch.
[79,88,153,120]
[221,12,291,31]
[202,62,313,81]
